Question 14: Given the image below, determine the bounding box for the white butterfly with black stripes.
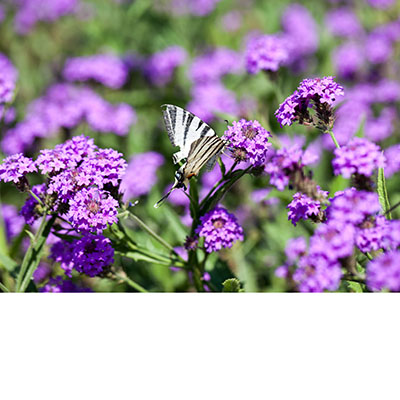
[154,104,228,208]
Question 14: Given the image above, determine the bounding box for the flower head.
[63,54,128,89]
[40,276,92,293]
[366,251,400,292]
[245,34,289,74]
[0,53,18,104]
[223,119,271,166]
[1,204,25,242]
[287,192,324,226]
[20,184,46,225]
[195,206,244,253]
[332,137,385,178]
[0,153,36,184]
[66,187,119,234]
[144,46,186,86]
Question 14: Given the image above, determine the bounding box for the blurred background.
[0,0,399,292]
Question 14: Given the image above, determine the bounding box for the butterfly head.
[174,169,188,191]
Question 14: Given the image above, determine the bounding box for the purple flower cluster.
[325,7,362,38]
[333,42,365,79]
[171,0,221,16]
[223,119,271,167]
[195,206,244,253]
[63,54,128,89]
[14,0,79,35]
[120,152,164,201]
[287,192,324,226]
[281,4,318,67]
[51,235,114,277]
[189,48,242,84]
[264,136,320,191]
[367,0,395,9]
[144,46,186,86]
[0,53,18,105]
[365,107,395,142]
[0,153,36,184]
[332,137,385,178]
[2,84,136,154]
[40,276,92,293]
[245,34,289,74]
[384,144,400,178]
[275,76,344,127]
[187,82,240,123]
[366,251,400,292]
[1,204,25,242]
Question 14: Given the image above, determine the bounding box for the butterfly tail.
[154,186,175,208]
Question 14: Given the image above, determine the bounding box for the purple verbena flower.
[384,144,400,178]
[40,276,92,293]
[287,192,323,226]
[367,0,395,9]
[327,188,381,225]
[0,53,18,104]
[285,236,307,264]
[33,263,52,284]
[366,32,393,64]
[71,235,114,277]
[0,153,36,184]
[223,119,271,167]
[63,54,128,89]
[50,240,74,277]
[325,7,363,38]
[245,34,289,74]
[189,48,242,84]
[366,250,400,292]
[66,187,119,234]
[195,206,244,253]
[120,151,164,201]
[332,137,385,178]
[144,46,186,86]
[333,42,365,79]
[356,215,389,253]
[1,204,25,242]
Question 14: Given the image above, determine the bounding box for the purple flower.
[365,32,393,64]
[281,4,318,64]
[50,240,74,277]
[275,76,344,127]
[294,254,342,292]
[251,188,279,206]
[144,46,186,86]
[384,144,400,178]
[1,204,25,242]
[0,153,36,184]
[222,119,271,167]
[365,107,395,142]
[285,236,307,265]
[333,42,365,79]
[66,187,119,234]
[187,82,239,123]
[366,251,400,292]
[287,192,323,226]
[20,184,46,225]
[245,34,289,74]
[356,215,389,253]
[327,188,381,225]
[325,7,363,38]
[221,11,242,32]
[332,137,385,178]
[120,152,164,200]
[0,53,18,104]
[171,0,221,16]
[63,54,128,89]
[189,48,242,84]
[33,263,52,284]
[71,235,114,277]
[40,276,92,293]
[195,206,244,253]
[14,0,79,35]
[366,0,395,9]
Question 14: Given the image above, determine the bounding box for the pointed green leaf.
[0,251,19,272]
[222,278,243,292]
[377,167,391,219]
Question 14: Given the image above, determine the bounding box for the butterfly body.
[154,104,227,208]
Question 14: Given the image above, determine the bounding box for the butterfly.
[154,104,228,208]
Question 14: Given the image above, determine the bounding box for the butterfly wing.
[183,135,227,177]
[162,104,216,164]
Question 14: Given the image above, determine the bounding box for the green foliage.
[222,278,243,293]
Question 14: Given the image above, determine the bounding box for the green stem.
[113,272,148,293]
[29,190,44,207]
[17,214,56,292]
[328,130,340,149]
[342,274,366,284]
[128,212,177,254]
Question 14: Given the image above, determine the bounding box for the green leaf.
[222,278,243,292]
[377,167,391,219]
[0,251,19,273]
